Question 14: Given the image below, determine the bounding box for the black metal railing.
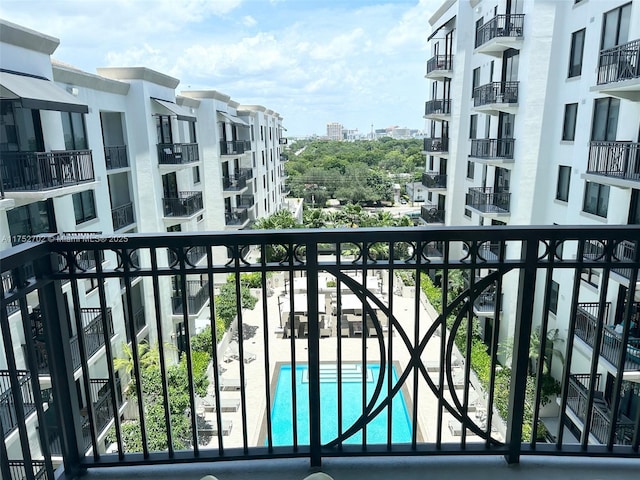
[474,290,497,314]
[157,143,199,165]
[425,99,451,116]
[420,206,445,224]
[220,140,251,155]
[422,172,447,189]
[111,202,135,231]
[587,141,640,182]
[7,460,47,480]
[466,187,510,213]
[597,39,640,85]
[423,137,449,153]
[2,271,20,316]
[124,306,146,343]
[426,54,454,75]
[163,191,203,217]
[1,226,640,478]
[172,279,210,315]
[104,145,129,170]
[225,208,249,226]
[90,377,122,435]
[473,82,519,107]
[222,174,248,191]
[0,150,94,192]
[567,375,634,445]
[470,139,515,160]
[475,14,525,48]
[1,370,36,438]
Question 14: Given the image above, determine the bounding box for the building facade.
[424,0,640,445]
[0,18,287,464]
[326,122,343,141]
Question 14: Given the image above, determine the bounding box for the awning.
[152,98,196,122]
[427,15,456,41]
[0,71,88,113]
[217,111,250,127]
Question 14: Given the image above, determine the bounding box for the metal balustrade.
[172,279,210,315]
[104,145,129,170]
[0,370,36,438]
[422,172,447,189]
[163,191,203,217]
[597,39,640,85]
[423,137,449,153]
[157,143,199,165]
[470,139,515,160]
[587,141,640,182]
[424,99,451,116]
[222,174,248,191]
[473,82,519,107]
[420,205,444,224]
[466,187,511,213]
[0,150,94,191]
[225,207,249,226]
[475,14,525,48]
[111,202,135,230]
[1,227,639,480]
[426,54,453,75]
[220,140,251,155]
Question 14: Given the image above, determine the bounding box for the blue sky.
[0,0,438,136]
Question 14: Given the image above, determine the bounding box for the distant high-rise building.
[326,122,343,141]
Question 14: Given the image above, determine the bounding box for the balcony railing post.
[35,250,84,477]
[306,241,322,467]
[504,238,537,463]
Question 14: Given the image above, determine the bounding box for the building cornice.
[181,90,231,102]
[176,95,200,108]
[0,19,59,55]
[96,67,180,89]
[52,64,130,95]
[429,0,457,26]
[238,105,267,112]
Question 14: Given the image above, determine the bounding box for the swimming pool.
[270,363,412,445]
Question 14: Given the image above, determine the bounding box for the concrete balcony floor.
[76,455,638,480]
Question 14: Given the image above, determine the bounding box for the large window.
[7,200,55,244]
[556,166,571,202]
[562,103,578,141]
[0,102,44,152]
[73,190,97,224]
[61,112,87,150]
[469,114,478,139]
[549,280,559,314]
[629,189,640,225]
[568,29,585,78]
[466,160,475,179]
[601,3,631,50]
[591,97,619,141]
[583,181,610,217]
[156,115,172,144]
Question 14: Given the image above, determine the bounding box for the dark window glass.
[469,114,478,139]
[73,190,97,224]
[601,3,631,50]
[61,112,87,150]
[591,97,620,141]
[562,103,578,141]
[193,166,201,184]
[556,166,571,201]
[550,280,559,314]
[466,160,475,179]
[156,115,172,144]
[581,268,600,287]
[568,29,585,77]
[629,189,640,225]
[7,200,55,243]
[472,67,481,98]
[583,181,610,217]
[189,121,197,143]
[1,102,44,152]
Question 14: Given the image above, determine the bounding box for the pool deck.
[198,272,503,450]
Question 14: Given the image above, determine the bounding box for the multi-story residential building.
[0,18,286,466]
[424,0,640,446]
[326,122,343,141]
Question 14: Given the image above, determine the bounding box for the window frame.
[556,165,571,202]
[72,190,97,225]
[582,181,610,218]
[591,97,620,141]
[562,103,578,141]
[469,114,478,139]
[471,67,481,99]
[549,280,559,314]
[466,160,475,179]
[568,29,586,78]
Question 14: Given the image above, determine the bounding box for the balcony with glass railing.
[1,227,639,480]
[475,14,525,55]
[593,39,640,100]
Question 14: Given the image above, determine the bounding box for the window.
[472,67,481,98]
[583,181,610,217]
[86,277,98,294]
[466,160,475,179]
[568,29,585,77]
[629,189,640,225]
[464,208,472,218]
[167,224,181,232]
[73,190,97,224]
[581,268,600,287]
[156,115,172,144]
[562,103,578,141]
[556,166,571,202]
[188,122,197,143]
[7,200,55,244]
[428,156,434,171]
[193,166,201,184]
[469,114,478,139]
[591,97,620,141]
[549,280,559,314]
[61,112,87,150]
[601,3,631,50]
[484,114,491,138]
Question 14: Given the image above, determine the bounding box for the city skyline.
[0,0,437,137]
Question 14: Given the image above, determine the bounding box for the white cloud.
[242,15,257,27]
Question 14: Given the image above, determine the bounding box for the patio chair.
[219,377,245,391]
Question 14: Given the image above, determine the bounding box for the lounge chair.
[202,397,241,412]
[219,377,245,391]
[200,419,233,436]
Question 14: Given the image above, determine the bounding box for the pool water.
[270,363,412,445]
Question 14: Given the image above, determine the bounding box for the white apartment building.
[0,18,286,462]
[424,0,640,445]
[326,122,343,141]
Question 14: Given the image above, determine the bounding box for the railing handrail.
[475,14,525,48]
[597,38,640,85]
